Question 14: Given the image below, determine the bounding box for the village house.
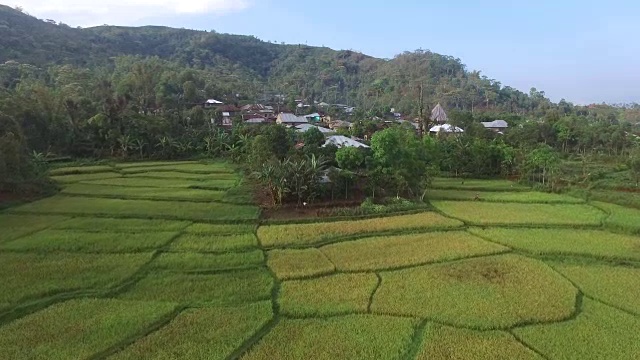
[295,123,335,134]
[203,99,223,109]
[323,135,369,148]
[481,120,509,133]
[276,113,309,126]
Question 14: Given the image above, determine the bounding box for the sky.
[10,0,640,105]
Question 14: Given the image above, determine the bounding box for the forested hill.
[0,4,552,115]
[2,4,639,122]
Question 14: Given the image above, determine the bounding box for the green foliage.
[372,255,578,329]
[320,232,508,272]
[111,302,273,360]
[370,126,429,197]
[335,146,365,171]
[0,299,177,360]
[301,127,325,148]
[242,315,418,360]
[0,111,50,192]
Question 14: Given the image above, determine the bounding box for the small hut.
[430,103,448,124]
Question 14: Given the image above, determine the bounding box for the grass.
[11,196,260,221]
[185,223,256,235]
[51,172,122,184]
[258,212,464,247]
[117,269,273,306]
[242,315,419,360]
[115,161,200,169]
[552,262,640,315]
[120,163,234,174]
[431,178,527,191]
[0,252,152,309]
[111,302,273,360]
[52,217,191,232]
[427,189,584,204]
[171,233,258,252]
[320,232,509,272]
[371,254,577,329]
[593,201,640,233]
[469,228,640,261]
[81,177,238,190]
[0,298,177,360]
[514,299,640,360]
[126,171,239,180]
[416,324,542,360]
[49,165,114,176]
[432,201,605,226]
[267,249,336,280]
[0,214,69,243]
[150,251,265,272]
[278,273,379,316]
[0,229,178,253]
[62,184,226,202]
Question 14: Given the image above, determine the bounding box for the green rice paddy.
[2,170,639,359]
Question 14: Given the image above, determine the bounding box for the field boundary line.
[508,330,552,360]
[402,319,429,360]
[367,273,382,313]
[88,305,188,360]
[224,316,280,360]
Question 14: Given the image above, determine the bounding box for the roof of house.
[219,105,239,112]
[481,120,509,129]
[429,124,464,133]
[245,118,266,124]
[295,124,334,134]
[277,113,308,124]
[304,113,321,118]
[430,103,448,122]
[205,99,223,105]
[323,135,369,148]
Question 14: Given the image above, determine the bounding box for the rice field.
[258,211,464,247]
[371,255,578,329]
[513,299,640,360]
[416,324,542,360]
[0,299,177,359]
[267,248,336,280]
[319,231,509,272]
[278,273,379,316]
[469,227,640,261]
[432,201,605,225]
[427,189,584,203]
[111,302,273,360]
[3,169,640,359]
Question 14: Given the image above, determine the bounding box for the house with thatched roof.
[430,103,448,123]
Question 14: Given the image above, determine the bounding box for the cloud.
[12,0,250,27]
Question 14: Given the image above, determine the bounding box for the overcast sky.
[10,0,640,105]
